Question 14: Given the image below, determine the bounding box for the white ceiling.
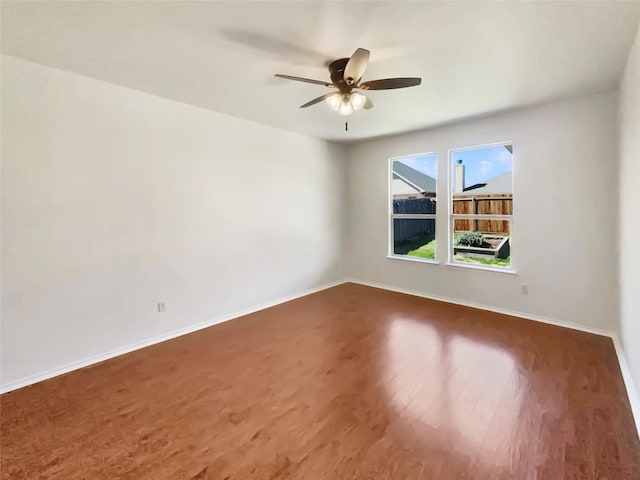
[2,1,639,143]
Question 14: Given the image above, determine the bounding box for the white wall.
[346,92,619,332]
[619,26,640,399]
[0,55,347,390]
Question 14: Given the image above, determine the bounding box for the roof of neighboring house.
[457,171,512,196]
[392,179,422,196]
[392,161,436,194]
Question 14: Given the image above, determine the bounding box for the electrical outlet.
[520,285,529,295]
[157,302,166,313]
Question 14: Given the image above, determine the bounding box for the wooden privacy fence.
[453,194,512,233]
[392,196,512,241]
[393,198,436,244]
[393,198,436,215]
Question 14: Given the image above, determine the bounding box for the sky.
[397,145,512,188]
[398,154,437,178]
[451,145,512,187]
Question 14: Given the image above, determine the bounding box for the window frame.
[387,152,439,265]
[446,141,516,274]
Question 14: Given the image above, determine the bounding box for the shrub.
[457,231,485,247]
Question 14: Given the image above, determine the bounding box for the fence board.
[393,198,436,243]
[452,197,512,233]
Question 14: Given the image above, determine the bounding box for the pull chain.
[345,121,348,132]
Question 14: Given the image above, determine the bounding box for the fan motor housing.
[329,58,353,94]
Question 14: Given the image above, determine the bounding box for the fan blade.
[363,97,374,110]
[360,77,422,90]
[275,74,331,87]
[344,48,370,85]
[300,93,333,108]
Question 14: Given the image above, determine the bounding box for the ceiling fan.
[275,48,422,115]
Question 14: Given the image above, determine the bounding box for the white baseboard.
[0,279,347,394]
[612,334,640,437]
[345,278,613,337]
[345,278,640,439]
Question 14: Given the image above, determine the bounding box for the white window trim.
[388,152,438,265]
[447,141,516,274]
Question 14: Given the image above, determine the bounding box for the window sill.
[445,262,516,275]
[387,255,438,265]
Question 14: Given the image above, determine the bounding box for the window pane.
[451,144,513,215]
[452,219,511,268]
[393,218,436,260]
[392,154,437,214]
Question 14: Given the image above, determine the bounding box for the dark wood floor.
[1,283,639,479]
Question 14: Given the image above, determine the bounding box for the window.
[389,153,437,262]
[449,143,513,270]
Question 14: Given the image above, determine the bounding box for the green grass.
[395,231,511,263]
[407,239,436,259]
[394,233,436,260]
[455,254,511,267]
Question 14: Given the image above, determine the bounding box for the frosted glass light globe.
[350,92,367,110]
[338,99,354,116]
[325,93,341,111]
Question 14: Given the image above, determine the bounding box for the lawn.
[407,238,436,259]
[454,254,511,267]
[395,232,510,263]
[394,233,436,260]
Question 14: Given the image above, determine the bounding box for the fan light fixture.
[326,92,367,116]
[275,47,422,117]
